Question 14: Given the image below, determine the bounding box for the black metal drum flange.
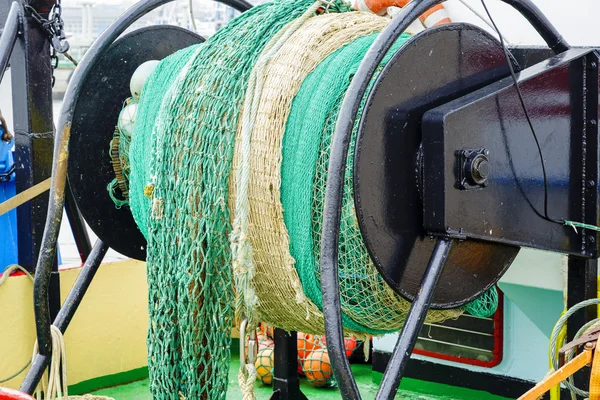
[354,24,520,308]
[68,25,204,261]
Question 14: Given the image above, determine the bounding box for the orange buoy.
[303,349,333,386]
[352,0,451,27]
[255,347,274,385]
[344,336,359,358]
[298,332,321,375]
[259,337,274,351]
[297,332,321,360]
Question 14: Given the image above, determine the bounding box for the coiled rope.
[31,325,113,400]
[549,297,600,399]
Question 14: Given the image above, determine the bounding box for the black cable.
[0,360,31,384]
[480,0,563,225]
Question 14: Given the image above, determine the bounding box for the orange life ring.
[352,0,451,27]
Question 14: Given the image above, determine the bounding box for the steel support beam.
[567,256,598,398]
[9,0,55,272]
[271,329,308,400]
[20,240,109,394]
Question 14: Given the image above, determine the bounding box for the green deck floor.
[90,356,511,400]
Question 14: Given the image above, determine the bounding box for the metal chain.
[0,164,15,182]
[24,1,77,87]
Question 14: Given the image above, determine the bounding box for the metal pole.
[20,240,109,394]
[375,239,452,400]
[271,329,308,400]
[11,0,56,274]
[0,2,21,82]
[64,180,91,262]
[7,0,60,361]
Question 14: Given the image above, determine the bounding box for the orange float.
[352,0,451,27]
[298,332,322,375]
[255,347,274,385]
[344,336,359,358]
[297,332,321,360]
[303,349,333,386]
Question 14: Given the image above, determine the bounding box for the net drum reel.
[322,0,599,399]
[63,0,251,263]
[67,25,205,261]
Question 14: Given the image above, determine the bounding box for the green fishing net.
[463,285,499,318]
[126,1,355,398]
[282,32,467,334]
[282,30,497,327]
[106,1,500,397]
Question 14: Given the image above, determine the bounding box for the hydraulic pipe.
[21,240,109,394]
[374,239,451,399]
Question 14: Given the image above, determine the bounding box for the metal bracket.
[457,148,489,190]
[422,48,600,257]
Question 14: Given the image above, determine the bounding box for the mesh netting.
[283,32,464,332]
[127,1,345,398]
[302,348,334,387]
[254,347,274,385]
[129,44,200,239]
[294,332,336,387]
[463,285,499,318]
[230,11,389,335]
[110,1,501,396]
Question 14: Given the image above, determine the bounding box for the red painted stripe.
[419,4,445,20]
[413,289,504,369]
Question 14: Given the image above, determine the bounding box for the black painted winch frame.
[323,1,600,398]
[0,0,598,398]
